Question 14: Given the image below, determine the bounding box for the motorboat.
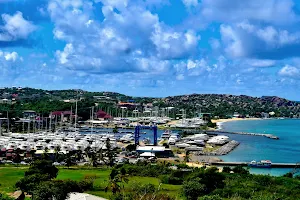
[161,130,171,139]
[248,160,272,168]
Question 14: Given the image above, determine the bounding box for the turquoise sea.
[219,119,300,176]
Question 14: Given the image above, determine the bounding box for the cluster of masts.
[0,128,118,154]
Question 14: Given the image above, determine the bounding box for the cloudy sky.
[1,0,300,99]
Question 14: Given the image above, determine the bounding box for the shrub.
[232,166,249,174]
[0,193,14,200]
[198,195,223,200]
[283,172,293,178]
[222,166,231,173]
[182,178,206,200]
[78,180,94,191]
[159,175,183,185]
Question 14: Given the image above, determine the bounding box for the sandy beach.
[211,118,261,123]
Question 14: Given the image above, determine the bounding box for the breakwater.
[207,130,279,140]
[198,140,240,156]
[211,161,298,168]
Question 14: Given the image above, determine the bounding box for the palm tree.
[29,149,36,162]
[105,138,116,167]
[97,148,104,165]
[90,152,98,167]
[105,169,128,194]
[184,150,191,163]
[13,148,22,164]
[54,146,61,162]
[75,150,83,162]
[42,147,50,160]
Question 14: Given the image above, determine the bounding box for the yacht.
[161,130,171,139]
[248,160,272,168]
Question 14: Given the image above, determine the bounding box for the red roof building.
[96,110,112,119]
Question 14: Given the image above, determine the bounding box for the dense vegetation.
[1,162,300,199]
[110,164,300,200]
[0,87,300,120]
[15,159,94,200]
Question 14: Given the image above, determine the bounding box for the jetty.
[197,140,240,156]
[211,162,297,168]
[207,130,279,140]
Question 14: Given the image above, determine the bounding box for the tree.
[182,178,206,200]
[42,147,50,160]
[283,172,293,178]
[65,152,74,168]
[113,126,118,134]
[25,159,58,179]
[13,148,22,164]
[0,193,14,200]
[232,166,249,174]
[198,195,222,200]
[16,173,50,196]
[54,146,61,162]
[31,180,87,200]
[105,168,129,195]
[125,144,136,152]
[106,138,116,167]
[222,166,231,173]
[184,150,191,163]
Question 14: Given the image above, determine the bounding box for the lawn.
[0,166,182,199]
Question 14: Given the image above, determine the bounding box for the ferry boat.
[248,160,272,168]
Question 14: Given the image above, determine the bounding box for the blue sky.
[1,0,300,100]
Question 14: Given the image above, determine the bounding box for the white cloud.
[200,0,297,25]
[220,24,245,58]
[96,0,128,10]
[176,74,185,80]
[182,0,198,7]
[151,27,200,59]
[279,65,300,77]
[0,11,36,41]
[49,0,199,74]
[247,59,276,67]
[2,51,18,62]
[56,43,74,64]
[220,22,300,59]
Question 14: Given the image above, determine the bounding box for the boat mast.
[91,106,94,134]
[49,112,52,133]
[6,111,9,133]
[75,90,78,131]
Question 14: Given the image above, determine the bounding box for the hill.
[0,87,299,118]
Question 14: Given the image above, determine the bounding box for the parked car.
[53,162,61,166]
[20,161,28,165]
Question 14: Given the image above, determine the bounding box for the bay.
[219,119,300,176]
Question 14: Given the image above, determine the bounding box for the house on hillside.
[96,110,112,120]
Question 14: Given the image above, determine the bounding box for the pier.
[197,140,240,156]
[207,130,279,140]
[211,162,297,168]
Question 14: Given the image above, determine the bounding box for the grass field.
[0,166,182,199]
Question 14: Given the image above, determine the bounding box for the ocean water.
[218,119,300,176]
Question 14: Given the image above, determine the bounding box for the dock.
[197,140,240,156]
[207,130,279,140]
[211,162,297,168]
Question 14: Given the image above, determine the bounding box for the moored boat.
[248,160,272,168]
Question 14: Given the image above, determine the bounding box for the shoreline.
[211,118,262,124]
